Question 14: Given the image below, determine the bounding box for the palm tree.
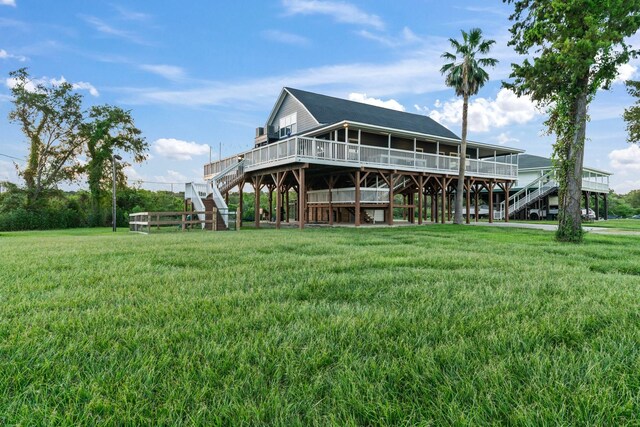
[441,28,497,224]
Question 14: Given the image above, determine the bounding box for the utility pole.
[112,154,122,232]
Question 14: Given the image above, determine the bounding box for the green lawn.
[586,218,640,230]
[510,218,640,231]
[1,226,639,425]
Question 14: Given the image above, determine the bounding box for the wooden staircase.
[202,197,228,230]
[219,174,245,195]
[347,207,374,224]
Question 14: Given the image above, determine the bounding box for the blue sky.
[1,0,639,192]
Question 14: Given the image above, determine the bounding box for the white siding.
[269,93,318,137]
[516,169,548,188]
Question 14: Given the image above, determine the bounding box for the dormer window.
[279,112,297,138]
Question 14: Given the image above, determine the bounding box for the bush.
[0,184,183,231]
[0,206,86,231]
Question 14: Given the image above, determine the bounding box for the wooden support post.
[604,193,608,220]
[474,183,479,223]
[585,191,591,220]
[595,192,600,220]
[252,176,262,228]
[447,188,452,222]
[355,170,361,226]
[388,173,395,225]
[238,181,243,228]
[488,181,494,223]
[299,167,305,229]
[328,177,334,226]
[433,190,438,223]
[418,177,423,225]
[285,188,290,222]
[268,185,273,222]
[504,182,511,222]
[276,171,282,229]
[465,179,471,225]
[402,194,407,220]
[441,178,447,224]
[182,213,186,231]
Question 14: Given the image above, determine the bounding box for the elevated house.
[498,154,611,220]
[185,87,523,228]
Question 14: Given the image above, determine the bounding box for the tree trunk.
[24,135,41,208]
[557,91,588,242]
[454,94,469,225]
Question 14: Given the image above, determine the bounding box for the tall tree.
[440,28,497,225]
[8,68,84,207]
[623,80,640,143]
[81,105,147,225]
[504,0,640,242]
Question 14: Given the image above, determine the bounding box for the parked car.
[581,208,596,221]
[632,214,640,219]
[607,214,620,219]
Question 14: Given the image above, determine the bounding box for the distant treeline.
[0,184,182,231]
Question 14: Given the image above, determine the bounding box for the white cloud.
[0,159,19,183]
[613,63,637,85]
[153,138,209,161]
[72,81,99,97]
[113,5,150,21]
[123,165,145,182]
[0,0,16,7]
[139,64,186,81]
[608,144,640,193]
[262,29,309,46]
[6,75,99,96]
[495,132,519,146]
[357,27,420,47]
[609,144,640,174]
[426,88,540,132]
[0,48,27,61]
[80,15,147,45]
[122,55,445,107]
[348,92,405,111]
[155,170,188,183]
[282,0,384,29]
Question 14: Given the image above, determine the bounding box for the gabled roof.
[284,87,461,141]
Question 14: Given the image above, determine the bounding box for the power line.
[127,180,185,185]
[0,153,26,162]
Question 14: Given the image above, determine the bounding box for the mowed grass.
[1,225,639,425]
[586,219,640,231]
[511,218,640,231]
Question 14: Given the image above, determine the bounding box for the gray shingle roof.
[518,154,553,169]
[285,87,460,140]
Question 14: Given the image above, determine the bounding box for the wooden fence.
[129,210,218,233]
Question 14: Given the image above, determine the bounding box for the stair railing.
[497,170,557,219]
[209,159,245,228]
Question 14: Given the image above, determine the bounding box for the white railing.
[205,136,518,180]
[307,187,390,204]
[185,182,210,228]
[496,169,609,219]
[204,155,242,178]
[214,160,245,193]
[582,179,608,193]
[496,170,557,220]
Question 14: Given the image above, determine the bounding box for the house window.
[279,112,297,138]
